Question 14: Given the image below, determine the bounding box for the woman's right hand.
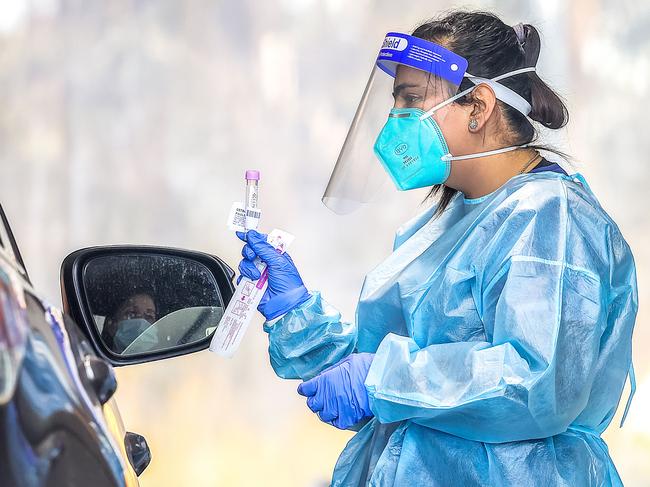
[236,230,311,320]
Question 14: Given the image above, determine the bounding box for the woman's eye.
[404,94,421,105]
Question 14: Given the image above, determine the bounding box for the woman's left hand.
[297,353,375,429]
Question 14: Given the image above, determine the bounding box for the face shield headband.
[375,32,536,124]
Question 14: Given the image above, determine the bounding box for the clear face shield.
[322,33,469,215]
[322,33,536,215]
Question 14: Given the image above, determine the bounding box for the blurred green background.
[0,0,648,485]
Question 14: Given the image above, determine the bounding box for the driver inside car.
[102,290,158,354]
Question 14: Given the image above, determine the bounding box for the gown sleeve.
[364,187,637,443]
[263,291,357,380]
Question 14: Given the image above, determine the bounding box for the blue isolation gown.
[263,170,637,486]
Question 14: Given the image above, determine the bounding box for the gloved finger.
[238,259,261,280]
[257,290,272,318]
[332,417,351,430]
[236,274,243,285]
[317,409,338,423]
[306,393,324,412]
[241,244,257,260]
[238,258,260,279]
[297,378,318,397]
[236,230,269,242]
[236,229,268,243]
[245,230,284,263]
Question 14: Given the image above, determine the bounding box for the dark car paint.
[0,261,136,487]
[0,204,236,486]
[0,205,140,487]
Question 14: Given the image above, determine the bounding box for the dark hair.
[412,11,570,215]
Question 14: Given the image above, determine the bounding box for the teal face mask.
[373,108,451,190]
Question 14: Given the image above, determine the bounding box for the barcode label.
[227,202,262,231]
[227,202,247,231]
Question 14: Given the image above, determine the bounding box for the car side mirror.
[61,246,235,366]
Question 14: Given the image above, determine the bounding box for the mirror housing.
[61,246,235,366]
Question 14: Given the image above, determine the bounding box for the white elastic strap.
[419,66,536,121]
[441,144,529,162]
[468,77,531,115]
[419,84,475,120]
[490,66,537,83]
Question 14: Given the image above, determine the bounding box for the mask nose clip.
[389,111,413,119]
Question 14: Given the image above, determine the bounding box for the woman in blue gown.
[238,10,638,487]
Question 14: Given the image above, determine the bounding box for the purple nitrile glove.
[236,230,311,320]
[297,353,375,430]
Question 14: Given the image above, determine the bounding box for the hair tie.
[512,23,526,47]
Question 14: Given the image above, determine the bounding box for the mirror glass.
[83,254,224,356]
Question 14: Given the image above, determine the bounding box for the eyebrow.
[392,83,424,95]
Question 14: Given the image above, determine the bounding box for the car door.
[1,204,236,485]
[0,204,141,487]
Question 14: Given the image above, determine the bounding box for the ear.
[467,84,497,132]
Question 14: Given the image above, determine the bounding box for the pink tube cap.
[245,170,260,181]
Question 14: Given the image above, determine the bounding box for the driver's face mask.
[322,32,536,214]
[113,318,155,353]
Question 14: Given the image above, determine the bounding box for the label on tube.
[227,202,262,232]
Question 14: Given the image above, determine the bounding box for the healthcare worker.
[238,11,638,487]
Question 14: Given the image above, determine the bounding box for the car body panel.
[1,203,235,485]
[0,209,138,486]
